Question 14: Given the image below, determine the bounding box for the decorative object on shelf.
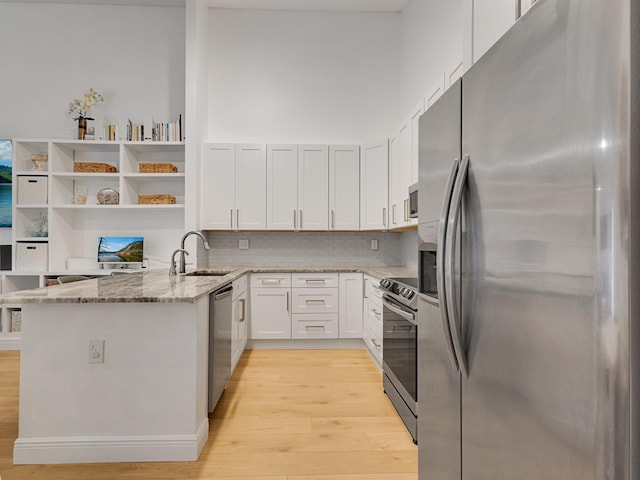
[31,152,48,171]
[73,183,88,204]
[27,213,48,237]
[10,311,22,333]
[97,187,119,205]
[73,162,117,173]
[139,162,178,173]
[138,193,176,205]
[67,88,104,140]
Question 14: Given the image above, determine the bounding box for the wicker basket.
[74,162,117,173]
[139,162,178,173]
[138,194,176,205]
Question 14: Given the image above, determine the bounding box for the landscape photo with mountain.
[97,236,144,263]
[0,140,12,227]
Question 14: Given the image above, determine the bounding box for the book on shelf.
[101,115,183,142]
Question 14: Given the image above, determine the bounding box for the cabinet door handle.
[230,209,234,229]
[236,209,239,230]
[364,279,369,298]
[239,298,245,322]
[331,209,335,229]
[299,209,303,229]
[392,204,396,225]
[405,199,409,222]
[383,208,387,228]
[515,0,522,19]
[293,209,297,230]
[286,291,289,312]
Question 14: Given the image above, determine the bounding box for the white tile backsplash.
[202,231,410,267]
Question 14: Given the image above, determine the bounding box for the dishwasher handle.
[214,285,233,300]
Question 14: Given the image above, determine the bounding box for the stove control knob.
[406,290,415,300]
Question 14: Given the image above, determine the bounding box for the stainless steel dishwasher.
[208,284,233,412]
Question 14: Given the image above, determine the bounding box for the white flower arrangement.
[68,88,104,119]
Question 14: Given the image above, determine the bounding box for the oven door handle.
[383,298,418,326]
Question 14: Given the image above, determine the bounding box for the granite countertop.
[0,266,417,304]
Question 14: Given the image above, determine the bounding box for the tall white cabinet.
[266,145,329,231]
[360,140,389,231]
[329,145,360,231]
[201,143,266,230]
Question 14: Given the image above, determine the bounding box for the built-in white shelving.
[3,139,188,349]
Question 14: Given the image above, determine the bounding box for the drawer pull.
[304,279,326,285]
[372,308,381,315]
[261,279,282,285]
[305,299,326,304]
[370,338,381,348]
[305,325,326,331]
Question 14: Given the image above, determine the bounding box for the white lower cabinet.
[231,275,248,371]
[338,273,363,338]
[363,274,383,366]
[249,273,292,339]
[291,273,338,339]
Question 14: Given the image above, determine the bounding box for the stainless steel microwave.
[409,183,418,219]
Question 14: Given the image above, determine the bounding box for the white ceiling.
[0,0,412,12]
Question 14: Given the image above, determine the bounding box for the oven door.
[382,294,418,414]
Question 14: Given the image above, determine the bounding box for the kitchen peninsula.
[2,266,414,465]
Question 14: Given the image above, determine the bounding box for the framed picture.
[0,140,12,227]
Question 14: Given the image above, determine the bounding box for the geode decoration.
[97,187,119,205]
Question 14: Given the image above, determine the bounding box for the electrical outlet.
[371,239,378,250]
[89,339,105,364]
[239,239,249,250]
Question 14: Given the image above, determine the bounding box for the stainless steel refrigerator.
[417,0,640,479]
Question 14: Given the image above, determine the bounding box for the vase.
[77,116,87,140]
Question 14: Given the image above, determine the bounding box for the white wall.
[399,0,463,117]
[0,2,185,139]
[206,8,401,144]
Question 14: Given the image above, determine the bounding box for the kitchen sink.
[185,271,232,277]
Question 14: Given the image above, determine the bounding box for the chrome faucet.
[178,231,211,274]
[169,249,189,277]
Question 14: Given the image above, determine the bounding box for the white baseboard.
[13,417,209,465]
[0,336,20,350]
[246,338,365,350]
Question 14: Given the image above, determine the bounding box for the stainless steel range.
[380,276,418,443]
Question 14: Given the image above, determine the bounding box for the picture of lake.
[0,184,11,227]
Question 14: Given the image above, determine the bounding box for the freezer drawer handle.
[437,158,461,372]
[445,154,470,378]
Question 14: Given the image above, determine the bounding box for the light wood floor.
[0,349,417,479]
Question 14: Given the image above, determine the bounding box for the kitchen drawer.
[292,287,338,314]
[232,274,248,298]
[292,272,338,288]
[250,272,291,288]
[292,313,338,339]
[18,175,48,204]
[365,324,383,364]
[364,275,383,301]
[366,302,383,339]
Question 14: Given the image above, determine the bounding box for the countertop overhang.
[0,266,417,304]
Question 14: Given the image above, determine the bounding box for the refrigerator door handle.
[445,154,470,378]
[437,158,461,372]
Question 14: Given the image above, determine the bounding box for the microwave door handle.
[437,158,460,372]
[445,154,470,378]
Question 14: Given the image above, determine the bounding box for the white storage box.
[18,176,48,205]
[16,242,48,271]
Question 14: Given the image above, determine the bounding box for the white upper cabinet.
[267,144,298,230]
[329,145,360,231]
[201,143,266,230]
[388,135,400,229]
[466,0,538,67]
[236,144,267,230]
[202,143,235,230]
[298,145,329,231]
[267,144,329,231]
[360,140,389,231]
[409,100,423,186]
